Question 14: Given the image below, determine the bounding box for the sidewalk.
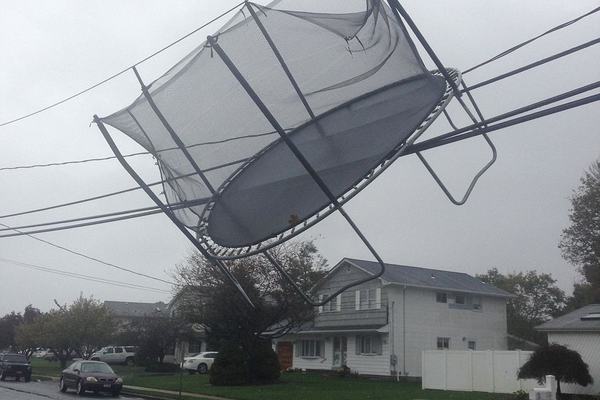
[123,385,234,400]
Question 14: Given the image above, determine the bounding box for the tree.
[132,315,187,365]
[518,344,593,398]
[172,240,327,384]
[16,296,114,367]
[560,160,600,307]
[0,312,23,351]
[477,268,566,344]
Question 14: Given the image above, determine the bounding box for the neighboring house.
[104,300,205,363]
[104,300,169,331]
[276,258,512,377]
[536,304,600,395]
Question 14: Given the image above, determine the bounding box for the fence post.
[470,350,474,391]
[491,350,496,393]
[443,351,448,390]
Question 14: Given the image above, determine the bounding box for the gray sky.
[1,0,599,316]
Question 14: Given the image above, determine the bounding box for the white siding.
[387,286,508,377]
[548,332,600,395]
[345,335,390,376]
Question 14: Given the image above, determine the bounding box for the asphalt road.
[0,379,146,400]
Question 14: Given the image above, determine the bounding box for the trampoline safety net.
[100,0,453,257]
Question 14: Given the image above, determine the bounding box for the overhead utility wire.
[0,130,276,172]
[0,197,210,233]
[3,31,596,174]
[1,2,595,128]
[0,257,171,294]
[464,5,600,74]
[1,82,599,239]
[0,1,245,128]
[0,221,175,285]
[0,158,246,219]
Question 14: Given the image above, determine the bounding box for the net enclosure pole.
[207,36,387,286]
[93,116,255,308]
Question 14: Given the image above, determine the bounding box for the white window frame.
[318,294,341,313]
[299,340,322,358]
[355,288,381,310]
[356,335,382,355]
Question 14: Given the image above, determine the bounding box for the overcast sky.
[0,0,599,316]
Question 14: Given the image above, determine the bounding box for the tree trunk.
[557,379,562,399]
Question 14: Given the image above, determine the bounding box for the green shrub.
[209,343,249,386]
[248,342,280,383]
[512,390,528,400]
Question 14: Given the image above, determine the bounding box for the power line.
[0,222,175,285]
[0,257,171,294]
[0,158,246,220]
[464,5,600,74]
[0,1,245,128]
[0,197,210,237]
[2,82,599,239]
[0,131,276,172]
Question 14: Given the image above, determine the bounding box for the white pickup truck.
[90,346,137,365]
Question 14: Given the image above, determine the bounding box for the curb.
[123,386,233,400]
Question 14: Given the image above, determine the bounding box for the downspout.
[403,285,406,377]
[390,300,397,381]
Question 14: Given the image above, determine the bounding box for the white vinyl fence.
[422,350,538,394]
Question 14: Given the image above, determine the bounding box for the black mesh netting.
[100,0,454,254]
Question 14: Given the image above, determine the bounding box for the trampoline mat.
[206,73,446,247]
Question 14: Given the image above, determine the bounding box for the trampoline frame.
[95,0,495,308]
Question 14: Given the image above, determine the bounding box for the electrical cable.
[0,221,175,285]
[464,5,600,74]
[0,257,171,294]
[2,83,599,239]
[0,158,247,219]
[0,197,210,233]
[0,1,245,128]
[0,130,276,172]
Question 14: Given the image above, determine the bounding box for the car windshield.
[4,354,27,363]
[81,362,114,374]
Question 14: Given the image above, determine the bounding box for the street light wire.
[463,5,600,74]
[0,221,175,286]
[0,257,172,294]
[0,1,245,128]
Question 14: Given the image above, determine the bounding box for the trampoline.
[94,0,492,307]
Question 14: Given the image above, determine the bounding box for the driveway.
[0,379,146,400]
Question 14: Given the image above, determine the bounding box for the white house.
[536,303,600,395]
[277,258,512,377]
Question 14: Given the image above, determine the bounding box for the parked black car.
[0,353,32,382]
[59,360,122,397]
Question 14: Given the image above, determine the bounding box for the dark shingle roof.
[104,301,168,318]
[536,304,600,332]
[343,258,513,298]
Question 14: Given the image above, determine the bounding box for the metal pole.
[207,36,387,285]
[93,116,255,308]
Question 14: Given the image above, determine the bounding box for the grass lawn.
[30,359,511,400]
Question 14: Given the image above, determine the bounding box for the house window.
[189,340,202,354]
[436,292,447,303]
[454,294,465,304]
[468,341,476,350]
[355,288,381,310]
[319,294,340,313]
[437,337,450,350]
[471,296,482,310]
[356,335,382,355]
[299,340,322,358]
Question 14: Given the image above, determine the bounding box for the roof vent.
[580,313,600,321]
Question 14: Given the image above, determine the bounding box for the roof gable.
[315,258,512,298]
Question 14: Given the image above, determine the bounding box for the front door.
[276,342,293,371]
[332,336,347,368]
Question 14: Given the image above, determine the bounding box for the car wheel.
[111,390,121,398]
[0,372,5,381]
[76,379,85,395]
[25,374,31,383]
[15,376,20,382]
[197,363,208,374]
[59,377,67,393]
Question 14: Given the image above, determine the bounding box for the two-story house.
[277,258,512,377]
